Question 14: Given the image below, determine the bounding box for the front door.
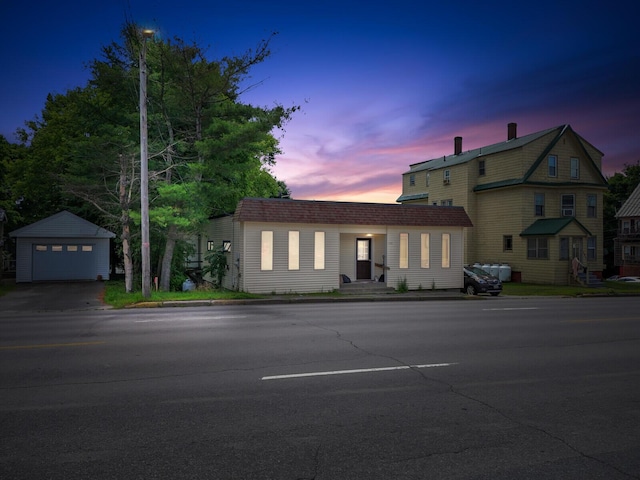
[356,238,371,280]
[572,238,583,261]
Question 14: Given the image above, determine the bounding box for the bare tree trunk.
[119,154,135,293]
[160,224,178,291]
[122,222,133,293]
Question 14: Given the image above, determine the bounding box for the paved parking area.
[0,281,109,312]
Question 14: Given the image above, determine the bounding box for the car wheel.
[466,284,476,295]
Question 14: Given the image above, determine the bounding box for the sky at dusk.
[1,0,639,203]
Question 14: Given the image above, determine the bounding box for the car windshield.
[466,266,492,276]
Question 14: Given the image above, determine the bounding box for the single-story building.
[202,197,473,294]
[9,211,115,282]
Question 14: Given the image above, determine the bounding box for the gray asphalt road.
[1,297,639,479]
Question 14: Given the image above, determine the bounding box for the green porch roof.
[395,192,429,202]
[520,217,592,237]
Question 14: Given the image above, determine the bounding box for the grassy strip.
[103,280,261,308]
[502,281,640,296]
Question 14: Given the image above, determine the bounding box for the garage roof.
[9,211,115,238]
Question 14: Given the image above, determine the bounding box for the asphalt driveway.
[0,281,109,312]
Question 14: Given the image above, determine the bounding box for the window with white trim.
[441,233,450,268]
[570,157,579,179]
[420,234,430,268]
[314,231,325,270]
[443,169,450,184]
[587,236,596,261]
[288,231,299,270]
[261,231,273,270]
[587,194,597,218]
[527,238,548,259]
[548,155,557,177]
[534,193,545,216]
[399,233,408,269]
[561,194,575,216]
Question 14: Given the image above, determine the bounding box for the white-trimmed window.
[548,155,557,177]
[409,174,415,186]
[587,236,597,261]
[426,173,430,187]
[561,194,575,216]
[420,234,430,268]
[443,169,451,184]
[570,157,579,179]
[261,231,273,271]
[527,238,549,259]
[314,231,325,270]
[288,231,299,270]
[587,194,597,218]
[441,233,450,268]
[399,233,409,269]
[534,193,545,216]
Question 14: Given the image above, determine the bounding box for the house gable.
[616,183,640,218]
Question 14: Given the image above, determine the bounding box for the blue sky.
[1,0,638,203]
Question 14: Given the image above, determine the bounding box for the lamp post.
[139,28,153,298]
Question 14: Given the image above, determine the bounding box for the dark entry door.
[356,238,371,280]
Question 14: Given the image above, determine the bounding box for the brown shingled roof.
[234,198,473,227]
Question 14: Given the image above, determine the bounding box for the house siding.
[386,226,464,290]
[240,222,340,294]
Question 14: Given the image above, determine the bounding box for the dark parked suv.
[463,266,502,296]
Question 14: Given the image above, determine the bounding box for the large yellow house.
[397,123,608,285]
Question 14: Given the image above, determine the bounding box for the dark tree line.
[0,24,297,291]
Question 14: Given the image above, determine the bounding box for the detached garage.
[9,211,115,283]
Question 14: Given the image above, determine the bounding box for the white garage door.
[32,243,97,281]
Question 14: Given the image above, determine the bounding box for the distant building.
[614,182,640,277]
[397,123,607,285]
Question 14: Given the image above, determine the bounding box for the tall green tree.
[10,23,296,292]
[128,26,297,291]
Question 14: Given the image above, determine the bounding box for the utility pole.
[139,29,153,298]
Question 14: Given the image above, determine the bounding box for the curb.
[124,293,474,308]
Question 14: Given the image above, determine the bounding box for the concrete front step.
[339,281,396,294]
[576,272,604,288]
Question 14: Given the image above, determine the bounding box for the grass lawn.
[502,280,640,296]
[102,280,263,308]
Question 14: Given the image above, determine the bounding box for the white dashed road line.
[261,363,457,381]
